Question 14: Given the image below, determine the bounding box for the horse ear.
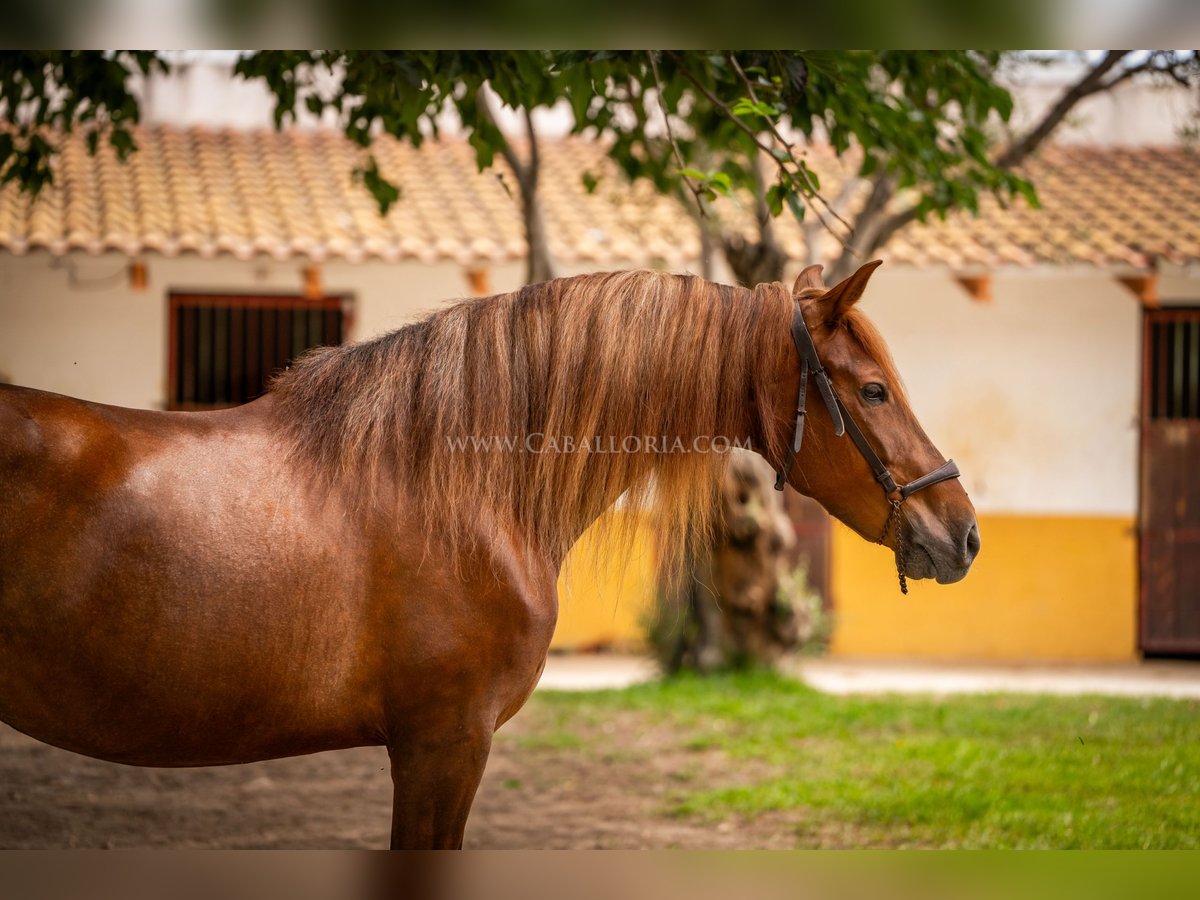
[822,259,883,320]
[792,264,825,294]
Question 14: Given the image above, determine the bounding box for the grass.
[531,670,1200,848]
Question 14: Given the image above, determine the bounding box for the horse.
[0,261,979,848]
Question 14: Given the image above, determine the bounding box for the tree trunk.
[721,230,788,287]
[519,173,555,284]
[697,213,717,281]
[719,152,789,287]
[650,451,814,673]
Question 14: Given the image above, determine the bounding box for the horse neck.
[500,278,786,566]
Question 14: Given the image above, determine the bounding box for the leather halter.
[773,302,961,591]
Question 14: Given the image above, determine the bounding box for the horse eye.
[860,383,888,404]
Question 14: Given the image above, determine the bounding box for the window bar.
[1190,319,1200,420]
[1173,320,1185,419]
[229,305,245,405]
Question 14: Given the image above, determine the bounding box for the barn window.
[168,293,350,411]
[1147,311,1200,421]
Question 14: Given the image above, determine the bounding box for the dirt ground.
[0,702,799,850]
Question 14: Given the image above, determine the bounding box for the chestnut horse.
[0,262,978,848]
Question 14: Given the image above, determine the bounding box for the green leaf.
[567,65,593,124]
[109,128,136,160]
[467,127,497,171]
[731,97,758,117]
[797,160,820,192]
[785,191,806,224]
[731,97,779,119]
[708,172,732,196]
[765,183,786,217]
[1014,177,1040,209]
[357,156,400,214]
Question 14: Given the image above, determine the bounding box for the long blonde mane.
[271,270,795,567]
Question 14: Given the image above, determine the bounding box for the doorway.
[1140,308,1200,654]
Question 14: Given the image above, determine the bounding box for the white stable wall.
[849,267,1145,518]
[0,250,527,409]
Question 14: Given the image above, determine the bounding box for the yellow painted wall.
[550,514,1140,661]
[551,516,657,650]
[828,514,1139,661]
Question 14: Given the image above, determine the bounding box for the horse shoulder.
[470,527,560,726]
[366,515,558,733]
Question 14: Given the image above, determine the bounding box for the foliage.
[531,672,1200,848]
[0,51,167,194]
[0,51,1028,226]
[233,51,566,213]
[562,51,1033,229]
[233,51,1040,257]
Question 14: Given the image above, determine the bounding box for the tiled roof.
[1,125,1196,269]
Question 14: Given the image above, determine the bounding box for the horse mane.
[269,270,795,569]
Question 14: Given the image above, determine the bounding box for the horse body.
[0,384,557,843]
[0,264,978,848]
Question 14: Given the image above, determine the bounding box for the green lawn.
[532,671,1200,848]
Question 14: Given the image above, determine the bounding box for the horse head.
[776,261,980,586]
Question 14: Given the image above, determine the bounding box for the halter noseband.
[773,303,961,593]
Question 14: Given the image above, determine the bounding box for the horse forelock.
[270,270,794,570]
[838,306,909,402]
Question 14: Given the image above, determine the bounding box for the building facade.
[2,74,1198,660]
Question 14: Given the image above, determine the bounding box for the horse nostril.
[964,522,981,563]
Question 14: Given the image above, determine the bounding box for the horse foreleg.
[387,728,493,849]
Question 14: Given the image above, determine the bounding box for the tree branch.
[725,51,856,237]
[805,173,862,267]
[646,50,709,219]
[523,105,539,175]
[994,50,1128,169]
[827,174,900,280]
[663,50,850,248]
[832,51,1141,278]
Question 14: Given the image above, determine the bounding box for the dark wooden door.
[1140,309,1200,654]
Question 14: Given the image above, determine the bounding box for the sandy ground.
[0,702,795,850]
[6,655,1199,849]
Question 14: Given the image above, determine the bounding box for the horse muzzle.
[904,517,980,585]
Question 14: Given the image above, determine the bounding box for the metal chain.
[877,499,909,595]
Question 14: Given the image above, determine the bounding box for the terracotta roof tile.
[2,125,1198,270]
